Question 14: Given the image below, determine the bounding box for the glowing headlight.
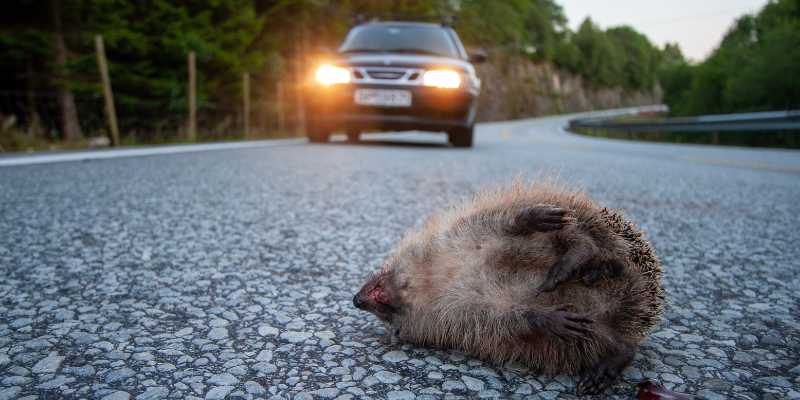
[315,64,351,85]
[423,69,461,89]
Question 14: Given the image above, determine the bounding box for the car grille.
[350,67,424,86]
[366,70,405,80]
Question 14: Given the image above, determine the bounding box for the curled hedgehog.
[353,181,664,395]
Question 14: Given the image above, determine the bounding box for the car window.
[340,25,460,58]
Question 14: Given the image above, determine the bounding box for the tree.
[662,0,800,115]
[572,18,624,87]
[50,0,83,141]
[66,0,267,139]
[606,26,659,90]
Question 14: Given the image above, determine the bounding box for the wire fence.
[0,88,304,144]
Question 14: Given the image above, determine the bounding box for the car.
[304,20,485,147]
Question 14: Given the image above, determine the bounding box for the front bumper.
[305,84,478,132]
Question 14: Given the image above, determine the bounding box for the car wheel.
[306,121,330,143]
[449,126,474,148]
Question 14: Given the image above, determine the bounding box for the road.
[1,111,799,400]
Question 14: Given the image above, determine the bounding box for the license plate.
[354,89,412,107]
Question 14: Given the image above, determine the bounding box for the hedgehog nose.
[353,294,367,310]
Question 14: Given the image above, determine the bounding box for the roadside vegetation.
[659,0,800,116]
[571,0,800,149]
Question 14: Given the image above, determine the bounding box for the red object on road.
[637,380,694,399]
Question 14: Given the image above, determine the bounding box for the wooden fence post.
[294,22,308,136]
[276,81,285,134]
[95,35,120,146]
[243,72,250,138]
[187,51,197,141]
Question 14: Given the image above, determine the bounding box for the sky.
[558,0,770,61]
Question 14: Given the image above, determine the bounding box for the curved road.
[1,111,798,399]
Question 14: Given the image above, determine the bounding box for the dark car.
[304,21,485,147]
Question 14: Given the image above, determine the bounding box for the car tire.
[307,121,330,143]
[449,126,474,148]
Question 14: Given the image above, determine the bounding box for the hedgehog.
[353,181,664,395]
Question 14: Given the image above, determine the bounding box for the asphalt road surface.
[1,111,799,400]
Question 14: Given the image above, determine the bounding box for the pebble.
[442,380,466,391]
[36,375,72,389]
[0,387,21,400]
[175,327,194,336]
[387,390,416,400]
[258,325,279,336]
[207,373,238,386]
[281,331,312,343]
[244,381,265,395]
[382,350,409,363]
[311,388,339,398]
[101,391,130,400]
[374,371,402,384]
[462,375,485,391]
[32,352,63,374]
[207,328,228,340]
[204,386,233,400]
[105,368,135,383]
[137,386,168,400]
[256,350,273,362]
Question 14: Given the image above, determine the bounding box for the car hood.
[336,53,474,74]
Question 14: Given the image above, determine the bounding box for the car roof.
[359,21,448,29]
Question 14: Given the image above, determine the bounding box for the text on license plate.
[354,89,412,107]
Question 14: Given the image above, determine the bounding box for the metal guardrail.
[569,109,800,132]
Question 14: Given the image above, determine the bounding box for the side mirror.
[468,49,488,63]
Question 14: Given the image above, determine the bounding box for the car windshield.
[340,24,459,58]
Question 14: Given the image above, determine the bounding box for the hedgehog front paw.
[525,305,594,341]
[508,205,574,235]
[549,307,594,340]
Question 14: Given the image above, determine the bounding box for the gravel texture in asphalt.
[1,112,799,399]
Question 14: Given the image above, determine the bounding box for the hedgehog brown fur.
[353,181,664,395]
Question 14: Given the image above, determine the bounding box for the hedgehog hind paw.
[579,259,626,287]
[576,370,615,395]
[575,350,633,395]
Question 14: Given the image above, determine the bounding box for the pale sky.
[559,0,769,61]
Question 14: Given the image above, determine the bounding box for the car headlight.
[315,64,351,86]
[422,69,461,89]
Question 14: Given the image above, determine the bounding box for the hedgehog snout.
[353,293,368,310]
